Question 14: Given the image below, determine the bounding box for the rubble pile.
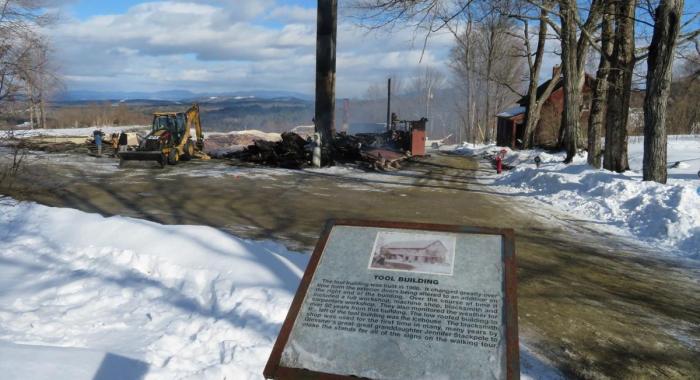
[232,130,415,170]
[204,131,281,158]
[234,132,310,169]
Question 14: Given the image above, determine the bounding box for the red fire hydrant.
[495,149,507,174]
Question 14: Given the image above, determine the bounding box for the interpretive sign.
[264,220,519,380]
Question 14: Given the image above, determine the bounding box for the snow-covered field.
[448,135,700,259]
[0,199,563,379]
[2,125,150,138]
[2,126,280,141]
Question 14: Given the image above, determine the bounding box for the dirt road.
[3,151,700,379]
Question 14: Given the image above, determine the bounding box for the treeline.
[50,103,152,128]
[353,0,699,183]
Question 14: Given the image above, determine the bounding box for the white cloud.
[268,5,317,23]
[49,1,454,97]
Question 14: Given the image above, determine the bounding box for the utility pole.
[386,78,391,130]
[315,0,337,162]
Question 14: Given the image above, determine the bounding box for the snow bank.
[0,200,564,379]
[0,199,308,379]
[452,136,700,258]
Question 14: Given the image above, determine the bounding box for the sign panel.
[265,220,519,380]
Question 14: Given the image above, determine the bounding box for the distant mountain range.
[54,89,313,102]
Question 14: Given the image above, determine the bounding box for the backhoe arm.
[186,104,204,150]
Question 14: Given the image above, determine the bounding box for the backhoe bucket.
[118,151,165,167]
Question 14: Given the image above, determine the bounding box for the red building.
[497,69,594,149]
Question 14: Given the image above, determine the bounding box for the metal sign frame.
[264,219,519,380]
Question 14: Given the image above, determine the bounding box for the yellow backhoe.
[119,104,209,167]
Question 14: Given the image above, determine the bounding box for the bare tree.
[408,66,446,134]
[350,0,474,38]
[0,0,55,190]
[514,0,560,148]
[586,0,614,168]
[643,0,685,183]
[665,55,700,135]
[353,0,525,143]
[555,0,602,163]
[603,0,637,173]
[16,35,58,129]
[0,1,52,107]
[450,9,525,143]
[450,13,480,143]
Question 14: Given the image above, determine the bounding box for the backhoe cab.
[119,104,208,168]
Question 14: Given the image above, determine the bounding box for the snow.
[2,125,149,139]
[0,342,149,380]
[0,199,564,379]
[496,106,526,118]
[0,199,308,379]
[450,135,700,259]
[203,130,281,141]
[627,135,700,178]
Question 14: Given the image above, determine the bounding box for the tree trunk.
[604,0,636,173]
[40,91,46,129]
[573,0,602,151]
[484,24,499,143]
[587,1,614,168]
[523,7,549,148]
[28,83,35,129]
[29,103,34,129]
[485,60,493,142]
[643,0,684,183]
[314,0,337,161]
[464,17,475,143]
[527,67,561,148]
[559,0,581,163]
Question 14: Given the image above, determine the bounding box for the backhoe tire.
[182,140,194,161]
[167,149,179,165]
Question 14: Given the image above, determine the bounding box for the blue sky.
[50,0,454,97]
[68,0,312,20]
[68,0,145,19]
[47,1,700,98]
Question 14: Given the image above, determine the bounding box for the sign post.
[265,220,519,380]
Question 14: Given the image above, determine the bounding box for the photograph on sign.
[368,231,456,276]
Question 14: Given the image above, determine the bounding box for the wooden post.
[315,0,337,161]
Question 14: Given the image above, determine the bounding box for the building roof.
[517,78,563,106]
[517,74,595,106]
[382,240,446,251]
[497,106,526,118]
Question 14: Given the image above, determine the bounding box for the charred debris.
[228,118,428,171]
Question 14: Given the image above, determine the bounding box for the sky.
[49,0,458,98]
[44,1,700,99]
